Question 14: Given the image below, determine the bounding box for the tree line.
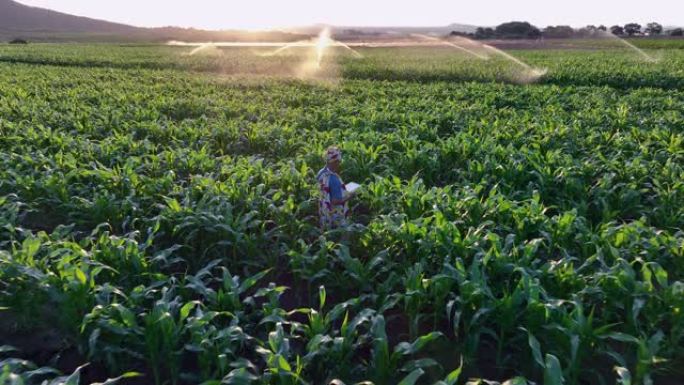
[452,21,683,40]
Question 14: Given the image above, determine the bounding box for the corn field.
[0,44,683,385]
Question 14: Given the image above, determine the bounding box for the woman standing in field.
[317,146,355,229]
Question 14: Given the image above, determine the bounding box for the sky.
[17,0,684,30]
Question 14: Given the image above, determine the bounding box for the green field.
[0,44,683,385]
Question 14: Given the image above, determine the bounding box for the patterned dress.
[317,167,349,229]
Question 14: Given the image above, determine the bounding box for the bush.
[9,38,28,45]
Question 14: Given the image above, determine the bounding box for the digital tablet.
[345,182,361,194]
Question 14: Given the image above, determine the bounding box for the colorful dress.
[316,167,349,229]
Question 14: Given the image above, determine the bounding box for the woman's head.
[325,146,342,172]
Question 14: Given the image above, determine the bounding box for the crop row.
[1,45,683,88]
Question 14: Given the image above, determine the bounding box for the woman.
[316,146,355,229]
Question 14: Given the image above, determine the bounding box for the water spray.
[188,43,215,56]
[481,44,547,81]
[410,33,546,82]
[263,41,309,56]
[595,30,659,62]
[332,42,364,58]
[262,29,363,60]
[412,34,489,60]
[315,27,332,67]
[482,44,530,69]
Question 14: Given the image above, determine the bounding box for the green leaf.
[647,330,664,355]
[239,269,271,293]
[319,285,326,309]
[642,264,654,291]
[401,358,440,372]
[180,301,199,321]
[570,334,580,367]
[59,363,89,385]
[22,237,41,260]
[115,305,137,328]
[527,332,545,368]
[92,372,143,385]
[0,346,17,354]
[614,366,632,385]
[395,331,443,355]
[268,323,289,355]
[397,369,424,385]
[604,350,627,367]
[558,211,575,229]
[444,356,463,385]
[632,298,645,327]
[503,377,529,385]
[543,354,564,385]
[277,355,291,372]
[74,268,87,285]
[88,328,101,354]
[24,366,61,380]
[221,367,258,385]
[649,263,668,287]
[602,332,640,344]
[340,311,349,336]
[167,198,182,212]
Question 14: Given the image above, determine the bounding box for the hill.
[1,0,477,42]
[0,0,140,35]
[0,0,308,42]
[287,23,478,39]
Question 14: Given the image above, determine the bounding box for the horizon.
[15,0,684,31]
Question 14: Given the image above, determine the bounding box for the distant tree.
[9,38,28,44]
[645,22,663,35]
[598,25,608,32]
[610,25,625,35]
[577,25,600,37]
[474,27,495,39]
[671,28,684,36]
[495,21,541,39]
[624,23,642,36]
[543,25,575,38]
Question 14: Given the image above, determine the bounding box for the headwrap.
[325,146,342,163]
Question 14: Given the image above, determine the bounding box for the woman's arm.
[328,175,351,206]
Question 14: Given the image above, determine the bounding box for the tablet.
[345,182,361,193]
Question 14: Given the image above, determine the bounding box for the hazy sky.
[17,0,684,30]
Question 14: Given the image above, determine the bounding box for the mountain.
[0,0,140,35]
[0,0,477,42]
[0,0,308,42]
[287,23,478,38]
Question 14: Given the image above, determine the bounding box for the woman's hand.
[331,193,354,206]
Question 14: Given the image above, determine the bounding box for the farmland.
[0,44,683,385]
